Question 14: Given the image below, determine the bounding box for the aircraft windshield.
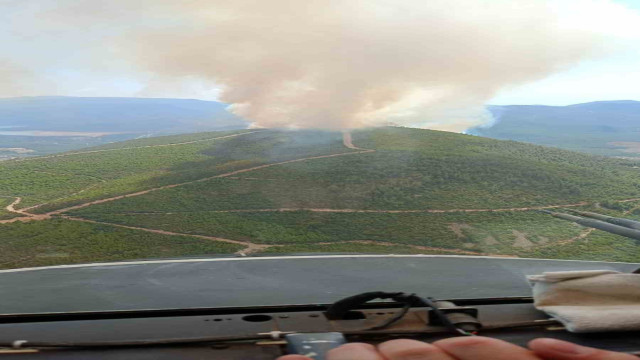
[1,1,640,272]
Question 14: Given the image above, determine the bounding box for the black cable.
[326,292,475,335]
[326,291,405,320]
[418,296,474,336]
[326,292,422,331]
[367,301,411,330]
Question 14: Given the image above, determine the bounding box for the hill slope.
[469,101,640,157]
[2,127,640,268]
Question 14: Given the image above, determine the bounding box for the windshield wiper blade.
[541,210,640,241]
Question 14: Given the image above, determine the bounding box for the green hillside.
[2,127,640,268]
[0,219,242,269]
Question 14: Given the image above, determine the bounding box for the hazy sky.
[1,0,639,123]
[491,0,640,105]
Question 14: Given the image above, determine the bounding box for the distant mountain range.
[0,96,248,133]
[469,100,640,157]
[1,97,639,159]
[0,96,248,159]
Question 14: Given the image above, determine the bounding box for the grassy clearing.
[0,219,242,269]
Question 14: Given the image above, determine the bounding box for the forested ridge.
[3,127,640,268]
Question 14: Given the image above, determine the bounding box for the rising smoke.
[122,0,604,131]
[2,0,622,130]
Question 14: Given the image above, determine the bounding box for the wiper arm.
[541,210,640,241]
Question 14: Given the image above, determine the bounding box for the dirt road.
[5,197,25,215]
[2,134,373,222]
[4,131,640,255]
[62,216,274,255]
[156,201,590,215]
[43,149,374,216]
[0,197,51,224]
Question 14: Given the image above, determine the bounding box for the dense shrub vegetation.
[0,219,242,269]
[3,127,640,268]
[70,210,583,255]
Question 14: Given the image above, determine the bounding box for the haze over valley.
[2,97,639,160]
[0,97,247,159]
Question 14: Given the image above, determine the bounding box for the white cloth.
[528,270,640,333]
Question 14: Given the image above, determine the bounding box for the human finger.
[327,343,385,360]
[377,339,457,360]
[434,336,542,360]
[529,338,638,360]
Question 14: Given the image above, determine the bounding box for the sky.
[490,49,640,105]
[491,0,640,105]
[0,0,639,113]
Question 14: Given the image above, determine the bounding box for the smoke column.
[5,0,625,131]
[115,0,603,131]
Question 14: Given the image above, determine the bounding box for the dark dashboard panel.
[1,303,640,359]
[0,256,638,358]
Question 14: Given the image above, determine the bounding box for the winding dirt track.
[62,216,272,255]
[5,197,25,215]
[0,198,51,223]
[0,133,377,257]
[139,202,590,215]
[22,176,108,212]
[4,131,640,255]
[557,228,596,246]
[63,216,494,256]
[44,150,374,217]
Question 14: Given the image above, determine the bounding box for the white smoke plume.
[3,0,634,131]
